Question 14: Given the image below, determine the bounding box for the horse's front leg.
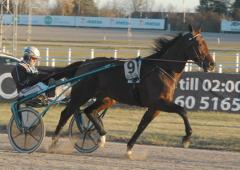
[177,106,192,148]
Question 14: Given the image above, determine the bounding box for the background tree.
[98,1,125,17]
[51,0,74,16]
[74,0,98,16]
[197,0,229,16]
[50,0,98,16]
[195,0,232,32]
[3,0,50,15]
[197,0,211,12]
[130,0,147,13]
[210,0,229,15]
[232,0,240,19]
[125,0,155,18]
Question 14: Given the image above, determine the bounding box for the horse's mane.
[153,33,183,57]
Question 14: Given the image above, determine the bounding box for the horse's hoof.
[125,149,133,159]
[48,144,57,153]
[182,136,191,148]
[48,137,59,152]
[98,135,106,148]
[183,140,190,148]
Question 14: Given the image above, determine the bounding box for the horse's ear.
[189,24,202,34]
[188,24,193,32]
[193,24,202,34]
[196,25,202,33]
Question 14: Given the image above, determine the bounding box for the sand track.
[0,134,239,170]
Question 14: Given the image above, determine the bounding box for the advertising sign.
[174,72,240,113]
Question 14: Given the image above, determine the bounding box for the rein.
[81,58,195,64]
[42,32,204,81]
[43,57,194,82]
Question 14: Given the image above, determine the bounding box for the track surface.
[0,134,239,170]
[15,26,240,43]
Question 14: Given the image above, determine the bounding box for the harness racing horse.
[51,25,215,157]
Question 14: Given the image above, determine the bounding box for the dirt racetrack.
[0,134,240,170]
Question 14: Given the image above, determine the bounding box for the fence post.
[189,63,192,72]
[91,49,94,59]
[51,58,55,67]
[218,64,223,73]
[212,52,216,62]
[46,56,49,67]
[137,49,141,57]
[185,63,189,72]
[68,48,72,65]
[212,51,216,72]
[114,50,118,59]
[236,53,239,73]
[217,37,220,45]
[103,36,106,41]
[46,48,49,66]
[3,46,5,53]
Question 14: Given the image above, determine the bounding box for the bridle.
[185,33,206,67]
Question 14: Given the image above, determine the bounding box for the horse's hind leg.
[84,100,107,135]
[49,100,80,151]
[127,108,160,158]
[156,100,192,148]
[151,99,192,148]
[84,97,116,147]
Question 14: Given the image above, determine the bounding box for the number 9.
[127,61,135,74]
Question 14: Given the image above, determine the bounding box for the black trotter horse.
[52,25,215,157]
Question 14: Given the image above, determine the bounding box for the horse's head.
[183,25,215,72]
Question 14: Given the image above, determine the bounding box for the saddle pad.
[124,59,142,83]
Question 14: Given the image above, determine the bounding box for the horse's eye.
[210,62,215,67]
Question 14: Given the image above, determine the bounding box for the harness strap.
[188,33,200,41]
[156,66,176,84]
[130,64,176,106]
[131,83,142,106]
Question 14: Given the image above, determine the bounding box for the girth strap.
[131,83,142,106]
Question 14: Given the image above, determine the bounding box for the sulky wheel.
[7,107,45,153]
[68,110,103,153]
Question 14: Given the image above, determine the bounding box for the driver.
[11,46,45,93]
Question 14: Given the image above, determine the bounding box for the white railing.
[39,48,143,68]
[42,48,240,73]
[2,46,239,73]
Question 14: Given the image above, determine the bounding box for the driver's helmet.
[23,46,41,61]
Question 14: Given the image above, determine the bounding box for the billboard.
[2,15,165,30]
[174,72,240,113]
[221,20,240,32]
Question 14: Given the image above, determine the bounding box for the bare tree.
[61,0,75,16]
[31,0,50,15]
[18,0,28,14]
[166,3,175,13]
[131,0,146,12]
[98,0,125,17]
[129,0,155,12]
